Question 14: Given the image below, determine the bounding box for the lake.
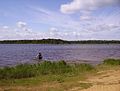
[0,44,120,67]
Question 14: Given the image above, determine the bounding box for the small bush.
[103,59,120,65]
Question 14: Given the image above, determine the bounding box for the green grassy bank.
[0,60,94,79]
[0,59,120,91]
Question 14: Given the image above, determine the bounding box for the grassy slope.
[0,59,120,91]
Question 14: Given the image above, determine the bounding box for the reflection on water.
[0,44,120,66]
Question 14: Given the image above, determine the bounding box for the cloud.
[17,21,32,32]
[17,21,27,29]
[60,0,119,20]
[0,4,120,40]
[29,6,81,31]
[3,26,9,29]
[0,22,44,40]
[49,27,58,32]
[0,21,120,40]
[80,15,91,20]
[47,27,62,39]
[60,0,119,13]
[23,6,120,40]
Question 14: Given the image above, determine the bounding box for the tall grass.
[0,61,94,79]
[0,64,36,79]
[103,59,120,65]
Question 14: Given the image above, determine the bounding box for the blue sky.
[0,0,120,40]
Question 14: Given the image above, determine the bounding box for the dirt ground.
[71,69,120,91]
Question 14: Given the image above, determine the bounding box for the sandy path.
[71,69,120,91]
[81,84,120,91]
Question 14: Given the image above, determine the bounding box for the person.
[37,52,42,60]
[38,53,42,60]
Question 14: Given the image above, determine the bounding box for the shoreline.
[0,58,120,91]
[0,59,101,68]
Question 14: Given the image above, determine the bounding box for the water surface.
[0,44,120,66]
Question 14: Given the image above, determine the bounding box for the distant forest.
[0,39,120,44]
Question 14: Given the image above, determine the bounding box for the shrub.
[103,59,120,65]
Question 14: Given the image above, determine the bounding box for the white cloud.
[0,22,44,40]
[80,15,91,20]
[0,5,120,40]
[49,27,58,32]
[60,0,119,20]
[17,21,27,29]
[17,21,32,33]
[48,27,61,39]
[0,21,120,40]
[61,0,119,13]
[25,6,120,40]
[3,26,9,29]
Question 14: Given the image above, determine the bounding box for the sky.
[0,0,120,40]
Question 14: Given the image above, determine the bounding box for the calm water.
[0,44,120,66]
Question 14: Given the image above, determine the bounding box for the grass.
[0,60,95,80]
[0,59,120,91]
[0,72,93,91]
[103,58,120,65]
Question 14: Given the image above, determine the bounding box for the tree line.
[0,39,120,44]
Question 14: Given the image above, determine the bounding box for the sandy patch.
[81,84,120,91]
[80,70,120,91]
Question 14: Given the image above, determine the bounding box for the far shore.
[0,39,120,44]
